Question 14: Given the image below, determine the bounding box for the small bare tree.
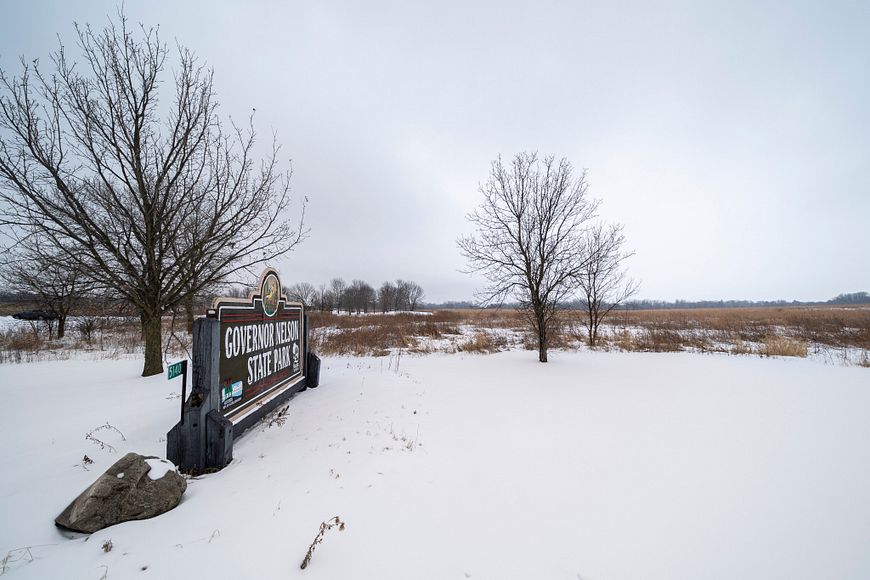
[407,281,424,311]
[394,279,411,311]
[0,232,93,339]
[575,223,639,346]
[329,278,347,313]
[459,152,597,362]
[0,14,307,375]
[345,280,374,313]
[315,283,331,311]
[286,281,317,307]
[377,281,397,313]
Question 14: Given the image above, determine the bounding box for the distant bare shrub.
[729,339,753,356]
[3,327,43,351]
[459,331,505,354]
[76,318,98,343]
[609,328,634,351]
[631,328,684,352]
[761,336,808,358]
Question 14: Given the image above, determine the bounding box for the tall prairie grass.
[1,304,867,363]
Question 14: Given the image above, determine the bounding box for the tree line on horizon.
[281,278,425,314]
[618,292,870,310]
[421,291,870,311]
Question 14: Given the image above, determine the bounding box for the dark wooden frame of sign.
[166,268,321,474]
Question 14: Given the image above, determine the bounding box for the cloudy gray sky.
[3,0,868,302]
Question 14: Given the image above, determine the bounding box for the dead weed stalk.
[300,516,346,570]
[85,423,127,453]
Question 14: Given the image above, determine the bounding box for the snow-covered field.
[1,351,869,579]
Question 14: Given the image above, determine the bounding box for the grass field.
[306,306,870,365]
[1,304,869,367]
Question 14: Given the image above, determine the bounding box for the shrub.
[761,336,808,358]
[459,331,505,354]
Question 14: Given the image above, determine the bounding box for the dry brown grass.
[629,328,686,352]
[760,336,808,358]
[729,339,753,356]
[308,312,458,356]
[2,304,867,364]
[299,306,870,360]
[458,331,508,353]
[0,315,192,364]
[3,327,44,351]
[606,306,870,350]
[0,327,46,363]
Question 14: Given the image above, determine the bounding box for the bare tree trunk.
[185,295,195,334]
[535,311,548,363]
[141,311,163,377]
[538,326,548,362]
[57,315,66,340]
[587,305,595,346]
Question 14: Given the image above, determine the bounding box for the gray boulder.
[55,452,187,533]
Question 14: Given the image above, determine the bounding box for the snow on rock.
[144,458,176,481]
[0,352,869,579]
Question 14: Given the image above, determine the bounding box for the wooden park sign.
[213,269,306,423]
[167,268,321,474]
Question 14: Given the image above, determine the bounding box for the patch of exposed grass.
[761,336,808,358]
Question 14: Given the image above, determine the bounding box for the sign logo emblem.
[262,272,280,317]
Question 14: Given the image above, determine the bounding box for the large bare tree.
[459,152,597,362]
[0,15,306,375]
[576,223,639,346]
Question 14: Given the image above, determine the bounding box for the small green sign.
[167,361,185,380]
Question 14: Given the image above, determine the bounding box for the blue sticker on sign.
[221,381,244,409]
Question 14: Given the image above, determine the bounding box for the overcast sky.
[2,0,868,302]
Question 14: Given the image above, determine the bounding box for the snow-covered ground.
[1,351,869,579]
